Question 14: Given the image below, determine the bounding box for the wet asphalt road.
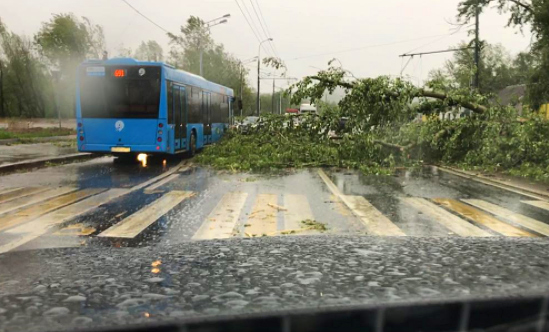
[0,156,548,254]
[1,158,549,331]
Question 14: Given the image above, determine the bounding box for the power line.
[234,0,271,56]
[249,0,278,57]
[241,0,272,56]
[255,0,280,59]
[120,0,168,33]
[399,47,474,58]
[286,32,463,61]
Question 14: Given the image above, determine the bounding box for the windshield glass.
[1,1,549,332]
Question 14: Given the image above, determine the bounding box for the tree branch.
[508,0,533,13]
[307,76,488,114]
[309,76,354,89]
[373,140,415,152]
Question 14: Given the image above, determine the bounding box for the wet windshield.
[1,1,549,331]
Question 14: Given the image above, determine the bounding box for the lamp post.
[200,14,230,77]
[256,38,273,116]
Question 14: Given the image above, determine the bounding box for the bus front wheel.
[189,133,197,157]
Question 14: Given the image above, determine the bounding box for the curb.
[0,135,76,146]
[0,153,95,175]
[433,165,549,201]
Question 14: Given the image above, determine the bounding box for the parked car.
[236,116,260,134]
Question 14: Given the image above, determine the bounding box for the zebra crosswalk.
[0,170,548,254]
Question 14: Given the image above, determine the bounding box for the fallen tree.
[196,65,549,183]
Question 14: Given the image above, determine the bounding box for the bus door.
[174,85,187,150]
[202,92,211,142]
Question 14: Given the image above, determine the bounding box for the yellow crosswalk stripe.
[144,174,180,194]
[433,198,536,237]
[345,195,406,236]
[0,187,76,215]
[0,188,104,232]
[245,194,278,237]
[0,187,22,196]
[463,199,549,236]
[402,197,491,237]
[317,169,404,236]
[522,200,549,213]
[0,187,50,205]
[192,192,248,240]
[98,191,193,238]
[283,194,315,233]
[0,188,129,253]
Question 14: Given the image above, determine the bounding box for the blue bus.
[76,58,234,157]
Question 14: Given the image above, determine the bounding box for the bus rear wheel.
[188,133,197,157]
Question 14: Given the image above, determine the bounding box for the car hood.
[1,235,549,331]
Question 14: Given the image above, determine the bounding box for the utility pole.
[272,79,275,114]
[256,56,260,115]
[279,92,282,115]
[0,60,4,118]
[257,38,273,116]
[200,14,230,77]
[473,2,481,90]
[52,71,61,129]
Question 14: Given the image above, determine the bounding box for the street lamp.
[200,14,230,77]
[257,38,273,115]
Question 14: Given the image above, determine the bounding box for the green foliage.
[196,113,393,174]
[34,14,104,71]
[134,41,163,62]
[427,43,531,95]
[199,62,549,183]
[0,20,53,118]
[34,14,105,119]
[457,0,549,108]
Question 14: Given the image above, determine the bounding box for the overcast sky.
[0,0,533,90]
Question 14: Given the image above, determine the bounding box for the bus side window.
[167,81,173,124]
[211,93,221,124]
[190,88,200,124]
[221,96,229,123]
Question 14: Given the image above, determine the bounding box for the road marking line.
[0,188,104,233]
[463,199,549,236]
[0,187,77,216]
[402,197,491,237]
[246,194,278,237]
[522,200,549,213]
[317,169,405,236]
[131,164,188,192]
[0,189,129,253]
[0,187,22,196]
[437,166,549,201]
[331,194,352,216]
[283,194,315,232]
[0,162,188,253]
[144,174,180,194]
[0,187,50,205]
[192,192,248,240]
[98,191,193,238]
[54,223,96,236]
[345,195,406,236]
[433,198,536,237]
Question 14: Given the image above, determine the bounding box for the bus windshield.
[79,66,161,119]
